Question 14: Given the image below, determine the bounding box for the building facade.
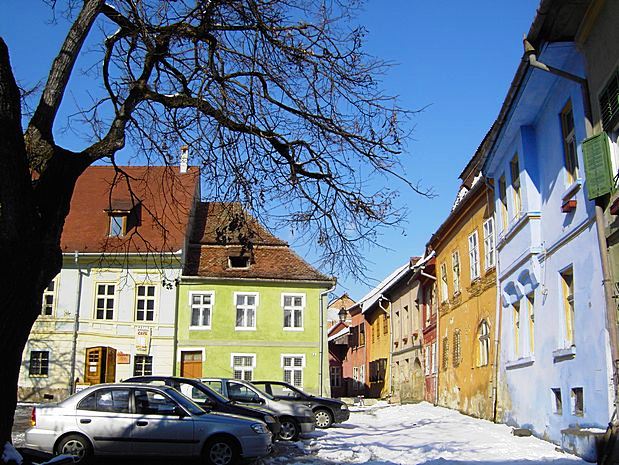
[176,202,333,395]
[19,166,199,401]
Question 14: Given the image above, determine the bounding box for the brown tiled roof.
[328,293,356,310]
[61,166,199,254]
[184,202,331,282]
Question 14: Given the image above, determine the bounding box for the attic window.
[109,215,125,237]
[105,198,140,237]
[229,256,250,269]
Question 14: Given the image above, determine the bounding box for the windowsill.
[283,327,304,332]
[505,356,535,370]
[29,375,49,378]
[189,326,212,331]
[562,179,582,202]
[553,346,576,362]
[235,327,257,331]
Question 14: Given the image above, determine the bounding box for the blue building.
[482,13,614,460]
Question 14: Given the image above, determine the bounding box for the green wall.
[176,279,330,395]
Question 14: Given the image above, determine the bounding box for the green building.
[176,203,334,395]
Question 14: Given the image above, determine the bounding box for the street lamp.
[338,307,347,323]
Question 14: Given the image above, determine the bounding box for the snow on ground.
[264,402,587,465]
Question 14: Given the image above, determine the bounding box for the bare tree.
[0,0,425,449]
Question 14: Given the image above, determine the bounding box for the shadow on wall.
[19,340,73,403]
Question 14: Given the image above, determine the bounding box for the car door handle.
[136,421,148,426]
[79,419,91,424]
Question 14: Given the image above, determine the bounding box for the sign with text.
[135,327,151,355]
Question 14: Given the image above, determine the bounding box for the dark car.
[125,376,281,438]
[252,381,350,428]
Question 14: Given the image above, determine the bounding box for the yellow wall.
[365,306,391,398]
[432,183,497,420]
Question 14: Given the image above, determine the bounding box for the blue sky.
[1,1,540,300]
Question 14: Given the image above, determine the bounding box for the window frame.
[452,250,461,294]
[478,320,490,367]
[560,266,575,347]
[189,291,215,330]
[330,366,342,388]
[513,301,521,359]
[453,329,462,368]
[94,282,116,320]
[440,262,449,303]
[499,174,508,231]
[282,354,306,388]
[133,354,153,376]
[468,230,480,281]
[108,214,126,237]
[234,292,259,331]
[41,276,59,317]
[526,292,535,356]
[510,153,522,217]
[560,100,579,185]
[135,284,157,322]
[231,353,256,381]
[483,218,496,270]
[29,350,50,377]
[282,293,305,331]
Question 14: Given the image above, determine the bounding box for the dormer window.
[229,256,250,269]
[105,198,140,237]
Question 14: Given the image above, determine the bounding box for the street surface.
[13,402,588,465]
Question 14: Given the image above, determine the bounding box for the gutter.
[69,251,83,394]
[319,280,337,396]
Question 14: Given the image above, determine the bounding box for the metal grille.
[600,69,619,131]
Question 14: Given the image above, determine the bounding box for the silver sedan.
[25,383,272,465]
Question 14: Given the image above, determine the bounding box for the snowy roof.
[353,261,412,314]
[327,326,350,342]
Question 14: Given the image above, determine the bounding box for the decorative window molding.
[135,284,156,322]
[282,293,305,330]
[189,291,214,329]
[234,292,258,330]
[94,282,116,320]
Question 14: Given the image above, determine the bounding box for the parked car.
[253,381,350,428]
[202,378,315,441]
[125,375,281,438]
[25,383,272,465]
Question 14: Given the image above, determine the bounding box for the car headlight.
[340,404,348,410]
[264,415,276,424]
[251,423,269,434]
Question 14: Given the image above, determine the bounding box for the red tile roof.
[61,166,199,254]
[184,202,332,282]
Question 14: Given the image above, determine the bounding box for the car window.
[165,388,206,415]
[227,382,262,403]
[202,380,223,394]
[78,388,130,413]
[134,389,180,416]
[178,383,208,402]
[269,383,302,399]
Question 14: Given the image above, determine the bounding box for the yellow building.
[429,152,498,420]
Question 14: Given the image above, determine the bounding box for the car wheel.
[203,436,239,465]
[56,434,93,463]
[278,418,300,441]
[314,408,333,428]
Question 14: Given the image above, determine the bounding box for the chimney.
[180,145,189,174]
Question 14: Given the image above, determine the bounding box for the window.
[442,337,449,371]
[468,231,480,281]
[133,355,153,376]
[228,382,260,403]
[431,341,438,374]
[283,355,305,388]
[359,323,366,346]
[190,292,213,328]
[424,346,431,376]
[95,283,115,320]
[228,256,250,269]
[552,388,563,415]
[440,263,448,302]
[330,366,342,388]
[453,330,461,368]
[510,154,521,216]
[79,388,130,413]
[136,285,156,321]
[483,218,496,270]
[478,320,490,367]
[383,313,389,335]
[109,215,125,237]
[41,277,58,316]
[283,294,304,329]
[452,251,461,294]
[232,354,255,381]
[571,387,584,416]
[499,175,508,230]
[29,350,49,377]
[561,100,579,185]
[359,365,365,385]
[352,367,359,391]
[526,292,535,355]
[513,302,520,359]
[235,293,257,329]
[134,389,178,415]
[561,267,575,347]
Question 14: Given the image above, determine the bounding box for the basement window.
[551,388,562,415]
[229,256,250,269]
[571,387,584,416]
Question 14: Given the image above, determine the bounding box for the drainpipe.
[524,39,619,415]
[69,251,83,394]
[319,280,337,396]
[378,296,393,399]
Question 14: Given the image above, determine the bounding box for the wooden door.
[85,347,104,385]
[105,347,117,383]
[180,351,203,378]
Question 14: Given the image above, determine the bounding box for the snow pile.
[2,442,23,465]
[267,402,587,465]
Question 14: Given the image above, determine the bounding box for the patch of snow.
[2,442,23,465]
[265,402,587,465]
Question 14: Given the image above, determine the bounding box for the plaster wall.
[343,309,367,396]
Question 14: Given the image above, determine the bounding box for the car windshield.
[164,388,206,415]
[192,381,230,404]
[246,382,274,400]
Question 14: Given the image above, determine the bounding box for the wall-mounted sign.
[117,352,131,364]
[135,327,151,354]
